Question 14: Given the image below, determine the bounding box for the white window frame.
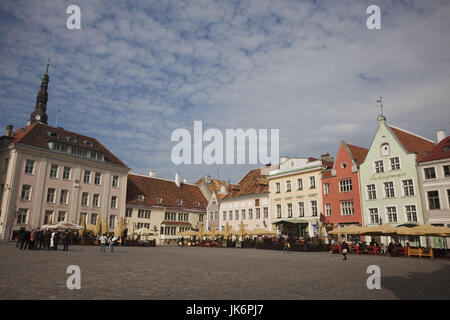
[57,211,67,222]
[94,172,102,185]
[81,192,90,207]
[383,181,395,198]
[17,208,28,224]
[385,205,398,223]
[366,184,377,200]
[324,183,330,195]
[423,166,437,180]
[404,204,418,223]
[310,200,318,217]
[276,204,282,219]
[60,189,69,205]
[276,182,280,193]
[297,178,303,190]
[93,194,101,208]
[368,207,379,225]
[21,184,32,201]
[24,160,35,175]
[298,202,305,217]
[287,203,293,218]
[341,201,354,216]
[427,190,441,210]
[83,170,91,184]
[309,176,316,189]
[63,166,71,180]
[401,179,415,197]
[286,180,291,192]
[325,203,331,217]
[339,179,352,192]
[389,157,401,171]
[374,159,384,174]
[112,176,120,188]
[46,188,56,203]
[49,164,59,179]
[111,196,118,209]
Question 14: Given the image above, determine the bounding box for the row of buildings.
[1,66,449,246]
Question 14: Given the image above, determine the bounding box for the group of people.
[15,227,72,251]
[98,234,118,252]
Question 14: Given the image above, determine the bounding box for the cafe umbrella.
[94,215,101,236]
[102,215,109,235]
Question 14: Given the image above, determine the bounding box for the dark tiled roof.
[127,174,207,210]
[223,168,269,200]
[389,126,436,162]
[11,123,127,167]
[419,136,450,163]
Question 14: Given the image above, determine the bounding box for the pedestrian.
[109,235,117,252]
[63,231,71,251]
[23,230,31,250]
[51,231,58,250]
[99,234,107,252]
[342,241,349,261]
[181,236,185,247]
[17,227,25,249]
[15,234,20,248]
[44,230,52,250]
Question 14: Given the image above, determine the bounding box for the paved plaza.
[0,240,449,300]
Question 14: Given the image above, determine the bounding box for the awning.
[272,219,310,225]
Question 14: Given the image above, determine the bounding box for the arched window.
[381,143,390,156]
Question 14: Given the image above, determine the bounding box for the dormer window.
[178,199,183,206]
[381,143,390,156]
[156,197,163,204]
[138,195,145,202]
[196,202,201,207]
[97,153,104,161]
[48,131,59,138]
[84,140,93,147]
[66,136,77,143]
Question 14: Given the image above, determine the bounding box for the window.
[444,165,450,178]
[184,213,189,221]
[248,208,253,219]
[60,189,69,205]
[112,176,119,188]
[214,211,218,220]
[341,202,354,215]
[276,182,280,193]
[298,202,305,217]
[287,203,293,218]
[384,182,395,198]
[390,157,400,170]
[223,211,227,221]
[111,196,118,209]
[2,158,9,173]
[109,215,116,228]
[369,208,379,224]
[263,207,268,219]
[44,210,53,224]
[386,207,398,223]
[156,197,163,204]
[381,143,390,156]
[374,160,384,173]
[57,211,67,222]
[199,214,204,222]
[427,191,440,210]
[402,179,415,196]
[94,172,102,185]
[235,210,239,220]
[63,167,71,180]
[49,164,58,178]
[367,184,377,200]
[83,170,91,183]
[241,209,246,220]
[164,212,177,221]
[297,179,303,190]
[229,211,233,221]
[17,208,28,224]
[138,209,151,219]
[21,185,32,201]
[209,212,214,220]
[90,213,98,225]
[126,208,133,218]
[324,183,330,195]
[339,179,352,192]
[309,176,316,189]
[325,204,331,216]
[286,180,291,192]
[177,199,183,206]
[424,167,436,180]
[81,192,89,207]
[47,188,56,203]
[405,205,418,222]
[255,199,260,207]
[341,162,347,168]
[311,200,318,216]
[276,204,282,219]
[256,208,260,219]
[25,160,35,174]
[93,194,100,208]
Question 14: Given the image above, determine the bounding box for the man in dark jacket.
[342,241,349,261]
[17,227,25,249]
[63,231,71,251]
[22,230,31,250]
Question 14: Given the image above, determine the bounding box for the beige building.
[0,67,129,240]
[268,156,333,238]
[126,173,207,245]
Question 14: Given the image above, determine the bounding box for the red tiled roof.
[419,136,450,163]
[389,126,436,162]
[11,123,127,167]
[127,174,207,210]
[194,177,228,194]
[346,144,369,165]
[223,168,269,200]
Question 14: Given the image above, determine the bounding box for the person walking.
[44,230,52,250]
[109,235,117,252]
[342,241,349,261]
[99,234,107,252]
[23,230,31,250]
[63,231,71,251]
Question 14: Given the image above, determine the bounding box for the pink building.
[0,66,129,240]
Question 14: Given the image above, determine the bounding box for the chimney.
[437,129,446,143]
[6,125,13,137]
[183,178,188,184]
[205,175,211,184]
[149,171,156,177]
[280,156,289,164]
[175,173,181,187]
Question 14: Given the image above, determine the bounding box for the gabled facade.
[0,68,129,240]
[195,175,228,231]
[417,130,450,242]
[360,115,436,228]
[218,166,275,233]
[322,142,368,230]
[268,156,333,238]
[126,173,207,245]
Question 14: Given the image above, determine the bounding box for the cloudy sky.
[0,0,449,184]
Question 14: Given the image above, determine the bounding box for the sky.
[0,0,449,184]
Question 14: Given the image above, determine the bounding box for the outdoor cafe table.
[396,246,408,256]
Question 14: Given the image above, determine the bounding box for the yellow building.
[268,156,333,238]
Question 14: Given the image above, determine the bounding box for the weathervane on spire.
[376,96,383,115]
[46,57,50,74]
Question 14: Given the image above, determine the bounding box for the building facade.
[195,175,228,231]
[417,130,450,247]
[322,142,368,231]
[359,115,435,229]
[126,173,207,245]
[268,156,333,238]
[0,67,129,240]
[218,166,274,233]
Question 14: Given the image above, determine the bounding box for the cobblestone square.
[0,241,449,300]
